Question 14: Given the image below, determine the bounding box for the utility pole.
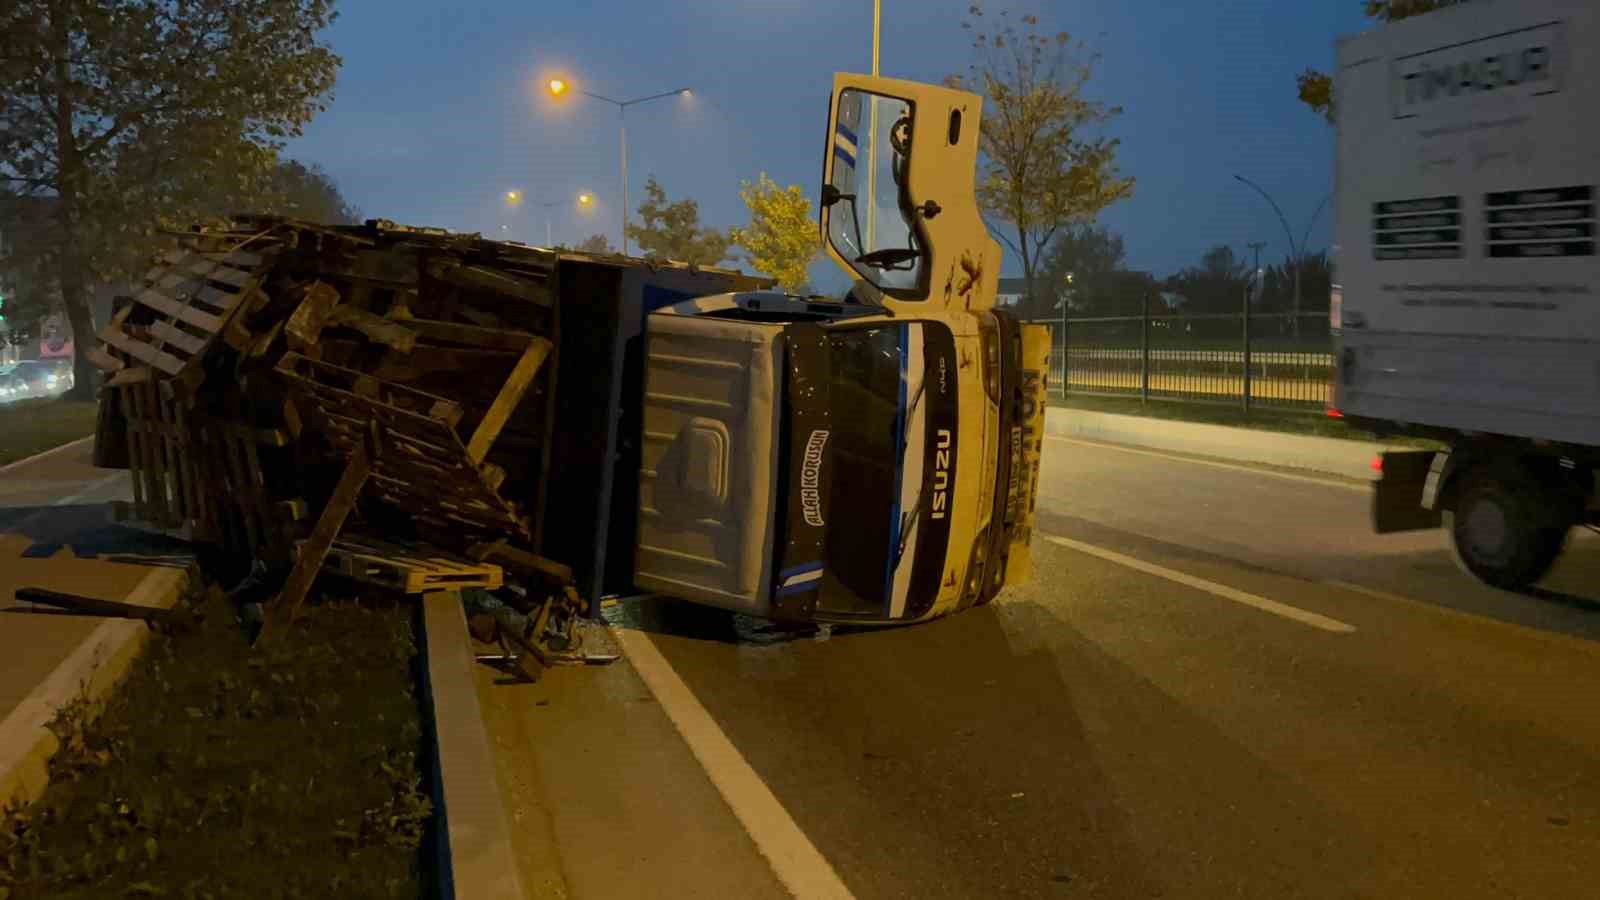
[1233,176,1331,339]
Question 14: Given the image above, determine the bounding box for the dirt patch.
[0,586,432,899]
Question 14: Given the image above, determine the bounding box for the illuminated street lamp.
[505,191,598,247]
[545,76,692,255]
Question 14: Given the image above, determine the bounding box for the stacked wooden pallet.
[92,216,568,623]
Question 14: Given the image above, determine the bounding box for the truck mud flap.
[1373,449,1443,534]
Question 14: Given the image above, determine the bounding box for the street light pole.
[550,81,690,257]
[865,0,882,251]
[1233,174,1303,336]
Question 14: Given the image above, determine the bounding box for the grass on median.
[0,398,100,467]
[1051,392,1443,448]
[0,586,433,900]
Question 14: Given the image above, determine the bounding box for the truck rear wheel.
[1444,464,1569,591]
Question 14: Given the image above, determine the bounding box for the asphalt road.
[481,432,1600,900]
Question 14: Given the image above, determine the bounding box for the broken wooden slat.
[466,337,552,464]
[285,281,342,351]
[270,445,373,632]
[324,305,418,353]
[466,540,573,590]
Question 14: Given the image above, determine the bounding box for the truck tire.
[1443,463,1569,591]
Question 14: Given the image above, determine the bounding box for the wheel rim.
[1461,493,1512,564]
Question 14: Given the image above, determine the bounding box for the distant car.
[8,359,72,396]
[0,370,32,403]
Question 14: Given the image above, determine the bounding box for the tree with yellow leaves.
[730,173,820,292]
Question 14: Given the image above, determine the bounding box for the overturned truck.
[91,73,1051,653]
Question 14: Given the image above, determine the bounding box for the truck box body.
[1333,0,1599,444]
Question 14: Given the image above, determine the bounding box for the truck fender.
[1421,449,1456,512]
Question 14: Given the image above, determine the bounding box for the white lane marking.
[0,435,95,475]
[613,627,856,900]
[1045,435,1369,493]
[1043,534,1357,634]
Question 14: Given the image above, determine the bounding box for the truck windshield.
[812,322,957,619]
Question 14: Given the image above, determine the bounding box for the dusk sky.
[288,1,1374,288]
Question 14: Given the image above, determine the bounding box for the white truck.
[1333,0,1598,589]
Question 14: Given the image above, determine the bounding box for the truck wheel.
[1444,464,1569,591]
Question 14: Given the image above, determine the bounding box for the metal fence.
[1034,309,1334,412]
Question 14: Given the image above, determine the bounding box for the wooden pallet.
[111,373,296,561]
[274,351,532,541]
[315,537,504,594]
[98,248,277,391]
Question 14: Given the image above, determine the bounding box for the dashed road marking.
[1043,533,1358,634]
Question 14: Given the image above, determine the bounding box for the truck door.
[819,74,1002,315]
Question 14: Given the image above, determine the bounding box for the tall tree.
[947,5,1134,313]
[575,233,614,254]
[730,173,819,292]
[1297,1,1469,124]
[0,0,340,397]
[626,176,732,266]
[1036,222,1126,317]
[1166,245,1251,317]
[261,160,360,226]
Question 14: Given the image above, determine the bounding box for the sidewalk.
[0,440,191,811]
[1044,406,1391,482]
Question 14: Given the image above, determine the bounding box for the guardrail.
[1033,310,1334,412]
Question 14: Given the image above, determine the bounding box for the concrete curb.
[0,565,187,813]
[1046,407,1388,482]
[0,435,95,476]
[419,591,526,900]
